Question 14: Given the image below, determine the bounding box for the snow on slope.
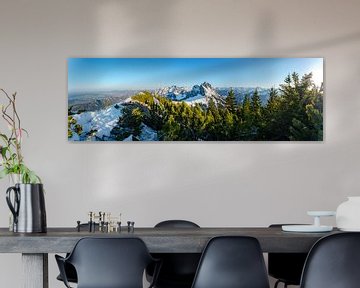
[71,104,123,140]
[123,124,158,141]
[69,102,158,141]
[183,93,209,105]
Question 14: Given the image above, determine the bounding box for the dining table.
[0,226,340,288]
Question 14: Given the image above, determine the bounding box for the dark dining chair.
[56,262,77,284]
[268,224,308,288]
[146,220,201,288]
[55,237,161,288]
[191,236,270,288]
[300,232,360,288]
[56,223,99,284]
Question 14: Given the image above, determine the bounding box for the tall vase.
[7,174,21,231]
[6,183,47,233]
[336,197,360,231]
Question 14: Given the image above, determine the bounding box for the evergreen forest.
[116,72,323,141]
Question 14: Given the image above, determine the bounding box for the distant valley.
[68,90,143,114]
[68,84,271,114]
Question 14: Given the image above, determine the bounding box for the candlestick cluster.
[76,211,135,233]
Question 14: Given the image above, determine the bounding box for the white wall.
[0,0,360,287]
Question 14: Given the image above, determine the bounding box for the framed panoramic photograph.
[68,58,323,142]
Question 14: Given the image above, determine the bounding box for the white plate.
[282,225,333,232]
[307,211,336,217]
[338,227,360,232]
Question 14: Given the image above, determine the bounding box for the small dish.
[282,225,333,233]
[282,210,336,232]
[307,211,336,217]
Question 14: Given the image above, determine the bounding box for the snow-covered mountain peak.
[200,81,212,88]
[156,82,224,105]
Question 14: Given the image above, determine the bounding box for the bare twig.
[0,89,23,165]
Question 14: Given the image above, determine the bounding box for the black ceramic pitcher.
[6,183,47,233]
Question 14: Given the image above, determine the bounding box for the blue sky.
[68,58,323,92]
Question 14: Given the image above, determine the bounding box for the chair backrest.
[155,220,200,228]
[191,236,270,288]
[150,220,201,286]
[268,224,308,285]
[300,232,360,288]
[67,237,154,288]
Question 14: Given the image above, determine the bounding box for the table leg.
[22,253,48,288]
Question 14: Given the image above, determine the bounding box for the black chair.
[55,237,160,288]
[300,232,360,288]
[146,220,201,288]
[154,220,200,229]
[191,236,270,288]
[56,262,77,284]
[268,224,308,288]
[56,223,99,284]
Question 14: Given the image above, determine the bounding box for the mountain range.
[69,82,272,141]
[156,82,224,105]
[216,87,271,104]
[157,82,271,105]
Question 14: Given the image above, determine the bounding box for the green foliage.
[290,104,323,141]
[162,115,181,140]
[276,72,323,140]
[225,89,237,113]
[68,116,83,139]
[122,73,323,141]
[114,105,144,140]
[251,89,262,118]
[0,89,41,183]
[0,163,41,183]
[74,124,83,134]
[132,91,155,106]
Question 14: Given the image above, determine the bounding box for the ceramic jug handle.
[6,186,20,224]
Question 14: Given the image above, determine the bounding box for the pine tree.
[222,109,237,140]
[208,98,220,121]
[242,94,251,121]
[191,104,205,139]
[250,89,263,139]
[275,73,303,140]
[276,72,323,140]
[262,88,282,140]
[266,88,278,112]
[203,111,215,140]
[251,89,262,119]
[225,89,237,113]
[162,115,181,140]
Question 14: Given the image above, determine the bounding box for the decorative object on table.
[79,211,122,232]
[6,183,46,233]
[76,220,81,232]
[0,89,46,233]
[336,196,360,231]
[68,58,323,142]
[127,221,135,233]
[282,211,335,232]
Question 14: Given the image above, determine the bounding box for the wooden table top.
[0,227,340,253]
